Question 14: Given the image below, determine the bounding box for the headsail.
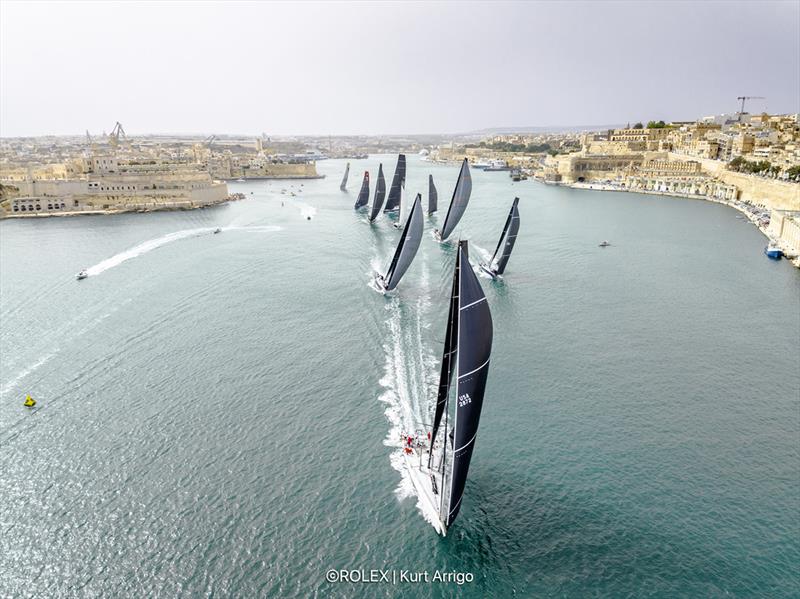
[379,194,423,291]
[444,240,493,528]
[340,162,350,191]
[354,171,370,209]
[383,154,406,212]
[488,197,520,275]
[428,174,438,214]
[436,159,472,241]
[369,164,386,222]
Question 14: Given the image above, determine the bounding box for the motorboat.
[213,228,222,234]
[483,159,510,171]
[598,241,611,247]
[76,269,88,280]
[764,244,783,259]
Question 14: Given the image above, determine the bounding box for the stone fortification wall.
[668,152,800,210]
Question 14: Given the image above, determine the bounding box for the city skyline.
[1,0,798,137]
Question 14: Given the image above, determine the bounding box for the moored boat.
[483,159,510,171]
[764,244,783,259]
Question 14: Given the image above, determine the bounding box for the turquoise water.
[1,155,798,597]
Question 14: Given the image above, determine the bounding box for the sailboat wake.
[84,225,281,277]
[378,287,441,530]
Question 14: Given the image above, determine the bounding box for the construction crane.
[737,96,765,114]
[109,121,126,147]
[203,134,216,150]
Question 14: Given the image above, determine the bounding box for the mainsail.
[429,240,492,530]
[428,174,438,214]
[369,163,386,222]
[436,159,472,241]
[487,197,520,275]
[354,171,370,209]
[340,162,350,191]
[383,154,406,212]
[379,194,423,291]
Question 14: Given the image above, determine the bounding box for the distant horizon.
[1,113,796,141]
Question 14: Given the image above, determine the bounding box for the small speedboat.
[764,244,783,260]
[76,269,88,280]
[598,241,611,247]
[213,228,222,234]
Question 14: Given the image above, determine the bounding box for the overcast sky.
[1,1,798,137]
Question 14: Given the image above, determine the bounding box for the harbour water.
[1,156,798,597]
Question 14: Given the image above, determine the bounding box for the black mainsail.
[377,194,423,291]
[340,162,350,191]
[428,240,493,530]
[354,171,369,209]
[369,163,386,222]
[428,174,438,214]
[383,154,406,212]
[483,197,520,276]
[435,159,472,241]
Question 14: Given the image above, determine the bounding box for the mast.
[444,240,493,528]
[429,242,460,465]
[340,162,350,191]
[354,171,369,209]
[383,154,406,212]
[437,159,472,241]
[382,194,423,290]
[369,163,386,222]
[428,174,438,214]
[489,197,520,274]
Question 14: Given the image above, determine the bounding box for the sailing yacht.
[383,154,406,214]
[368,164,386,222]
[479,197,520,278]
[401,240,493,535]
[434,159,472,242]
[340,162,350,191]
[428,174,438,215]
[374,194,423,293]
[354,171,370,210]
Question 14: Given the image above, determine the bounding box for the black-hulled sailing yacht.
[369,164,386,223]
[383,154,406,213]
[340,162,350,191]
[401,240,493,535]
[434,159,472,242]
[480,197,520,278]
[428,174,438,215]
[354,171,369,210]
[374,194,423,292]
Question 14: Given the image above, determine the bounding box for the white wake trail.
[84,225,281,277]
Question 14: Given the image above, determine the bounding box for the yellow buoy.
[24,394,36,408]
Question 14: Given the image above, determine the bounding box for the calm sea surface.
[1,155,798,598]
